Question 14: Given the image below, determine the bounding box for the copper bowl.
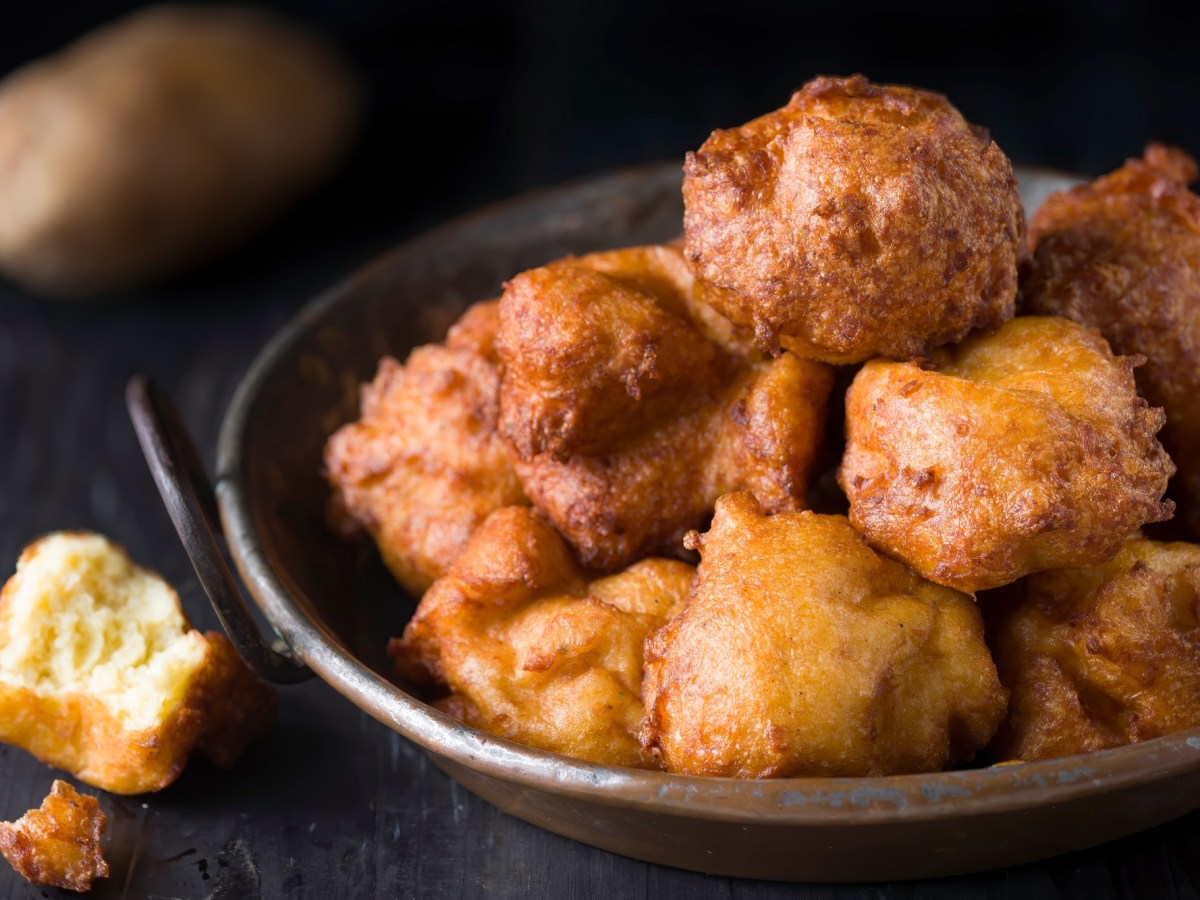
[130,162,1200,882]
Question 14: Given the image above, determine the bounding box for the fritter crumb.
[0,780,108,893]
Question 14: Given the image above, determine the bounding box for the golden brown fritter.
[985,534,1200,761]
[1023,145,1200,536]
[515,353,831,571]
[497,244,754,460]
[682,74,1025,363]
[325,300,528,595]
[0,533,275,796]
[389,507,692,767]
[0,781,108,893]
[641,493,1006,778]
[497,245,833,571]
[839,316,1175,594]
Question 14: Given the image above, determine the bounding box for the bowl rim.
[214,160,1200,826]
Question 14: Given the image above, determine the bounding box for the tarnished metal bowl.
[144,163,1200,881]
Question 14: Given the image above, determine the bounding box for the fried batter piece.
[1023,145,1200,536]
[325,300,528,595]
[641,493,1006,778]
[0,781,108,893]
[390,507,693,767]
[497,245,833,571]
[498,244,754,460]
[514,353,831,571]
[839,317,1175,593]
[0,532,275,795]
[682,74,1025,363]
[986,535,1200,761]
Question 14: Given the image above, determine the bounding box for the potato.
[0,5,359,296]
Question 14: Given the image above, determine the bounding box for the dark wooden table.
[3,196,1200,900]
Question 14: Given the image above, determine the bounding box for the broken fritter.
[641,493,1006,777]
[682,74,1025,362]
[0,532,276,795]
[497,245,833,571]
[0,781,108,893]
[839,316,1175,593]
[324,300,529,595]
[1023,145,1200,537]
[985,534,1200,761]
[389,506,693,767]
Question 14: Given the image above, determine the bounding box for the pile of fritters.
[326,74,1200,775]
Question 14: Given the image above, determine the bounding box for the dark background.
[4,0,1200,305]
[2,2,1200,898]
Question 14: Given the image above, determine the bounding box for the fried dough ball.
[640,493,1006,778]
[325,301,528,595]
[1023,145,1200,536]
[839,317,1175,593]
[682,74,1024,363]
[985,535,1200,761]
[0,532,275,795]
[389,507,692,767]
[498,244,753,460]
[515,353,832,571]
[0,781,108,893]
[497,245,833,571]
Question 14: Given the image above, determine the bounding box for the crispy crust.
[641,493,1006,777]
[1023,144,1200,536]
[390,507,693,767]
[497,245,833,571]
[497,244,754,461]
[839,317,1175,593]
[514,353,832,570]
[985,535,1200,761]
[682,74,1024,362]
[0,534,276,795]
[324,300,528,595]
[0,780,108,892]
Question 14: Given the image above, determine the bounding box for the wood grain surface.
[2,222,1199,900]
